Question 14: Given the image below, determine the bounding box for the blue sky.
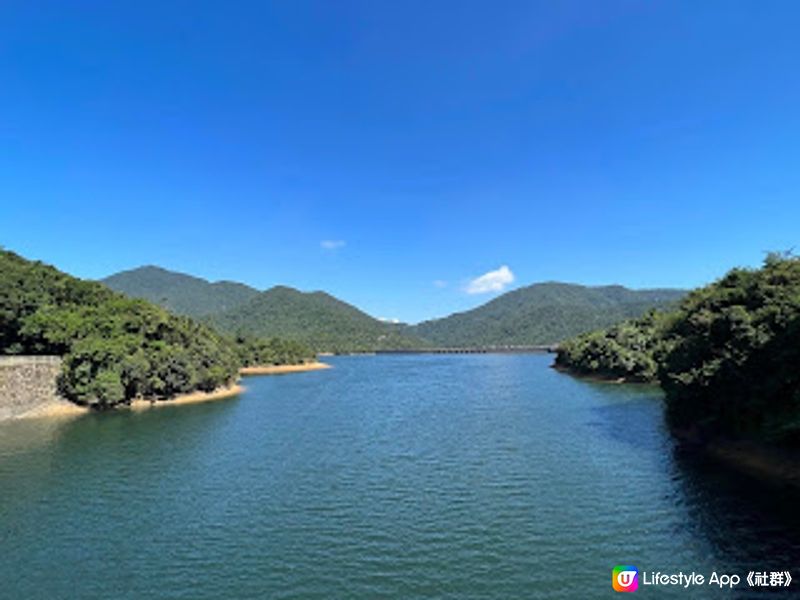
[1,1,799,323]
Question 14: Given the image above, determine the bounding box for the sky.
[1,1,799,323]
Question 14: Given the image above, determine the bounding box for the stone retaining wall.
[0,356,64,420]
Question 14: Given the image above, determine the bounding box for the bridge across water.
[374,346,558,355]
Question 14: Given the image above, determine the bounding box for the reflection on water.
[577,377,800,597]
[0,415,79,456]
[0,354,797,599]
[673,447,800,567]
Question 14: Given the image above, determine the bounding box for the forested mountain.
[102,266,259,317]
[1,251,312,408]
[104,265,685,350]
[412,283,685,346]
[209,286,427,352]
[556,254,800,447]
[102,266,426,352]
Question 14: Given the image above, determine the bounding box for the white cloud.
[433,279,448,288]
[320,240,346,250]
[378,317,401,324]
[465,265,515,294]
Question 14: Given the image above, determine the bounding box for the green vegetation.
[1,250,313,409]
[412,283,685,347]
[557,254,800,446]
[209,286,427,353]
[233,335,315,367]
[555,310,676,381]
[102,266,259,317]
[104,266,426,352]
[22,299,241,405]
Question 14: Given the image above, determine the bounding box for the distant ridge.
[102,266,259,317]
[208,285,427,352]
[411,282,686,346]
[101,266,425,352]
[102,266,686,350]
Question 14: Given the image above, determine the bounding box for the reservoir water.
[1,354,798,598]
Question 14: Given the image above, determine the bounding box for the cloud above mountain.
[465,265,515,294]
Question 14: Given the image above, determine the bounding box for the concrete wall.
[0,356,64,420]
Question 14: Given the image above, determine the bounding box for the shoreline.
[705,440,800,488]
[550,362,653,385]
[673,431,800,490]
[128,384,245,411]
[8,384,246,420]
[239,361,331,376]
[6,361,330,421]
[13,400,89,420]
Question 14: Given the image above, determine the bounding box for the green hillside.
[209,286,426,353]
[103,265,686,350]
[412,283,685,346]
[102,266,259,317]
[1,250,312,408]
[1,251,239,406]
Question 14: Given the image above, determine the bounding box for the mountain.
[412,283,686,347]
[208,286,426,352]
[102,266,259,317]
[102,266,424,352]
[102,266,685,351]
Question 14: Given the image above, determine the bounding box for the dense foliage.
[209,286,427,353]
[555,310,676,381]
[233,335,315,366]
[1,250,312,408]
[557,255,800,446]
[413,283,685,347]
[102,265,259,317]
[660,254,800,445]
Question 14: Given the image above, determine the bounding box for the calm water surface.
[1,354,798,599]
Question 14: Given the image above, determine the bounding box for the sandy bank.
[7,385,245,420]
[13,400,89,420]
[240,362,331,376]
[703,440,800,489]
[128,384,245,411]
